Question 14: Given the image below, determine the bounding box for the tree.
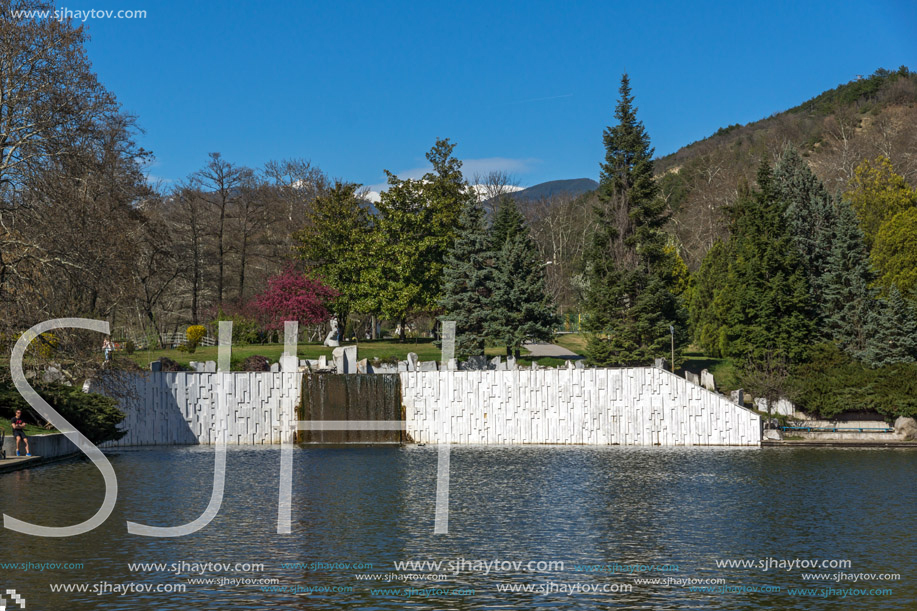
[371,139,470,340]
[250,266,337,331]
[716,163,814,363]
[488,224,559,358]
[821,199,880,359]
[856,286,917,366]
[439,199,494,358]
[773,146,838,321]
[490,196,526,249]
[872,207,917,297]
[688,239,729,357]
[583,74,684,366]
[191,153,252,307]
[294,181,373,323]
[0,0,151,366]
[843,156,917,248]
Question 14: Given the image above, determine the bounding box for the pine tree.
[822,199,880,359]
[583,74,684,366]
[488,228,559,357]
[856,286,917,366]
[439,198,494,359]
[773,146,838,322]
[688,239,729,357]
[490,195,526,249]
[718,162,814,363]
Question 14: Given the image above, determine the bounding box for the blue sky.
[70,0,915,190]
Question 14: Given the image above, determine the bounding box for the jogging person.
[10,409,31,457]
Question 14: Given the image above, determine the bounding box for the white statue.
[323,316,340,347]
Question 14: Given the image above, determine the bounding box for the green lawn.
[680,351,740,392]
[0,418,53,436]
[554,333,587,355]
[129,339,529,371]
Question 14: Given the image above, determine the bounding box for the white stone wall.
[401,368,761,446]
[100,367,760,447]
[102,372,300,447]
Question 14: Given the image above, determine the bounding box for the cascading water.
[298,373,404,444]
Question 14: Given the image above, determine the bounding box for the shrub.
[124,340,136,355]
[241,355,271,372]
[787,343,917,419]
[157,357,189,372]
[36,332,59,359]
[0,381,126,445]
[208,309,263,345]
[186,325,207,353]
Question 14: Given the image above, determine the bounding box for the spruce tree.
[822,199,880,359]
[488,227,559,357]
[583,74,683,366]
[773,146,838,323]
[439,198,494,358]
[718,162,814,363]
[688,239,729,357]
[490,195,526,249]
[856,286,917,366]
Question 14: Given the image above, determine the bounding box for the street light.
[669,325,675,372]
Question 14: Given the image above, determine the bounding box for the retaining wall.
[100,372,300,447]
[98,368,761,447]
[401,368,761,446]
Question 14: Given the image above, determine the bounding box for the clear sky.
[68,0,915,190]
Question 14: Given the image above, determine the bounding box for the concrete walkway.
[523,342,584,360]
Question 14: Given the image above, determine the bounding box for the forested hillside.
[656,67,917,267]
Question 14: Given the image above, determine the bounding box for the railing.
[779,426,895,433]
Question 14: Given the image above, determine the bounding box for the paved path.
[523,342,584,359]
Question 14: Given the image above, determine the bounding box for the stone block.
[418,361,438,371]
[407,352,419,371]
[700,369,716,392]
[463,355,488,370]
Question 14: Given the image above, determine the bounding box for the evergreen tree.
[773,146,838,322]
[822,199,880,359]
[718,162,814,363]
[856,286,917,366]
[488,227,559,357]
[439,198,494,358]
[583,74,684,366]
[490,195,526,249]
[688,239,729,357]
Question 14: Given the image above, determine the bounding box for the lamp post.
[669,325,675,372]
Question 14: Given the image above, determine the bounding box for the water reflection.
[0,446,913,610]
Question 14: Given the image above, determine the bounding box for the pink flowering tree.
[250,266,339,331]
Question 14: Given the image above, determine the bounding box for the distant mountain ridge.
[511,178,598,201]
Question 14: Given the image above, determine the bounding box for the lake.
[1,445,914,609]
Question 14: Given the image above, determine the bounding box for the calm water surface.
[1,446,914,610]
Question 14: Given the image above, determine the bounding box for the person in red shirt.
[10,409,31,457]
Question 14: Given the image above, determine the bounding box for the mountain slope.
[656,67,917,267]
[512,178,598,201]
